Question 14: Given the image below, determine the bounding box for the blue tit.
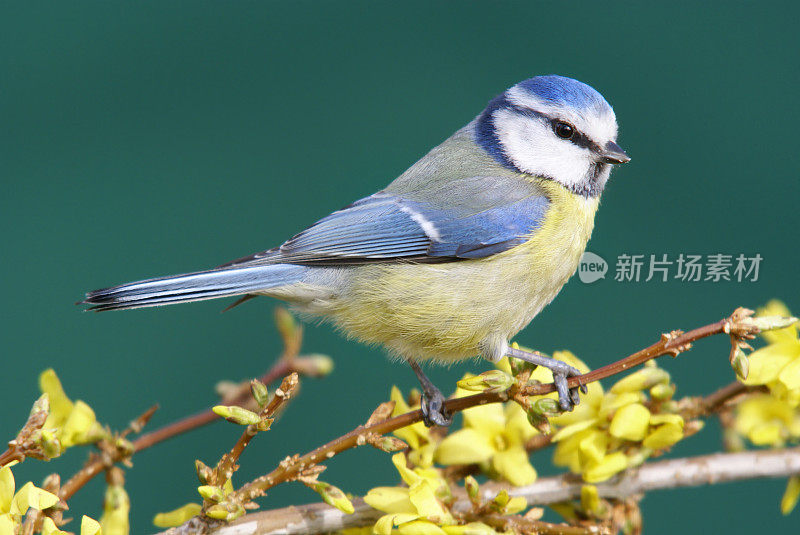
[83,75,630,426]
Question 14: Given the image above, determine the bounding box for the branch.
[231,308,760,504]
[59,353,321,501]
[199,447,800,535]
[214,374,300,487]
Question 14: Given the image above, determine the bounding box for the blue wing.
[223,180,550,266]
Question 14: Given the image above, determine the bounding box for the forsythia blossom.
[548,358,685,483]
[364,452,455,535]
[740,300,800,403]
[363,453,515,535]
[735,301,800,447]
[152,503,203,529]
[1,461,106,535]
[733,300,800,515]
[434,376,538,486]
[0,461,60,534]
[39,369,105,451]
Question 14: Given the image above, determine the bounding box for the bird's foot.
[420,387,453,427]
[506,346,587,412]
[407,359,452,427]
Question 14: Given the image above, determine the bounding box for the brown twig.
[232,309,760,504]
[689,381,766,418]
[59,405,158,500]
[213,373,300,488]
[57,354,315,502]
[0,448,23,466]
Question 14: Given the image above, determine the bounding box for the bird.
[82,74,630,426]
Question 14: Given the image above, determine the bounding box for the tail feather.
[83,264,307,311]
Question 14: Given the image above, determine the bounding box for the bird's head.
[476,75,629,197]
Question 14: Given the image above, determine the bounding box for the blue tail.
[83,264,307,311]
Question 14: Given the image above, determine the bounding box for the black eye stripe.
[550,119,597,151]
[507,105,602,153]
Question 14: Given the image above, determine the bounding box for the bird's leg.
[506,346,587,411]
[407,359,452,427]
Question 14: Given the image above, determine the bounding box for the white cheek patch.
[505,86,618,146]
[493,109,592,190]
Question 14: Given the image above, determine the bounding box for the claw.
[421,390,452,427]
[569,383,581,407]
[506,346,585,413]
[554,374,572,411]
[408,359,452,427]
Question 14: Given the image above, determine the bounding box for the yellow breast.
[310,179,600,363]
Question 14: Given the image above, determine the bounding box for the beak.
[601,140,631,165]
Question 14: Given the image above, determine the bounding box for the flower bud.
[370,436,407,453]
[306,354,334,377]
[533,397,561,417]
[580,485,602,516]
[526,409,551,435]
[250,380,269,407]
[490,489,510,510]
[197,485,225,503]
[304,480,355,514]
[649,383,675,401]
[745,315,798,332]
[212,405,261,426]
[731,349,749,381]
[195,460,214,485]
[30,393,50,418]
[457,370,516,393]
[204,504,231,520]
[464,476,480,501]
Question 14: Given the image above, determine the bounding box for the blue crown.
[516,75,609,111]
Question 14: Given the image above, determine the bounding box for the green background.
[2,2,798,532]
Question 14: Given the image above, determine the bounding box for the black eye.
[554,121,574,139]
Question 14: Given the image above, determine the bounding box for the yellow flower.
[153,503,203,528]
[42,517,70,535]
[609,404,651,441]
[81,515,102,535]
[550,362,684,483]
[100,484,130,535]
[40,369,106,449]
[759,300,799,345]
[364,453,454,535]
[734,395,800,447]
[782,475,800,515]
[743,301,800,407]
[580,485,602,516]
[434,382,537,486]
[732,301,800,451]
[0,461,60,532]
